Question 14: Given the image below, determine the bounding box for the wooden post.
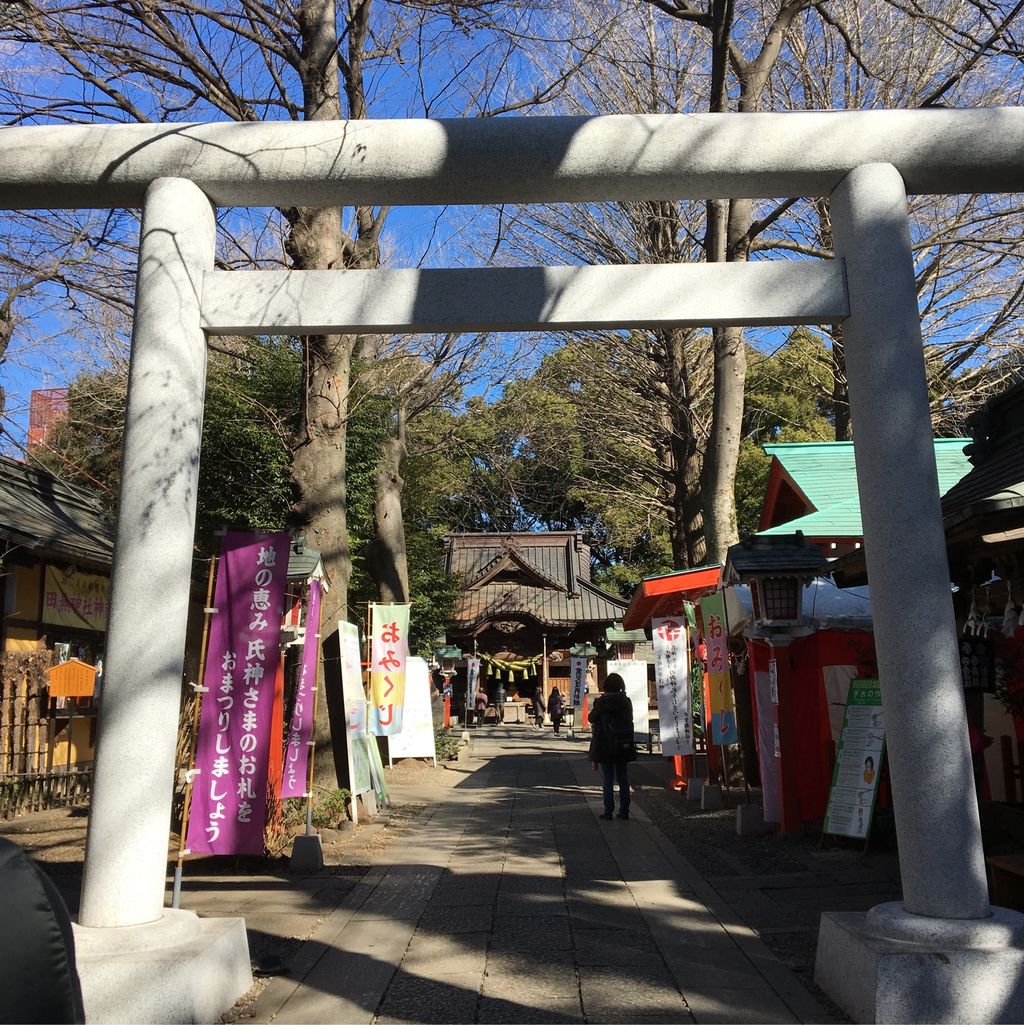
[171,554,217,909]
[772,645,801,834]
[302,613,324,835]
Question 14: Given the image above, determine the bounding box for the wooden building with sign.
[442,531,629,710]
[0,455,114,815]
[0,455,114,658]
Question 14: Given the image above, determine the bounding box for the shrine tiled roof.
[0,455,114,568]
[445,531,626,629]
[942,380,1024,524]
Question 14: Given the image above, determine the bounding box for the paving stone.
[482,975,579,1005]
[374,972,480,1024]
[683,986,800,1024]
[495,894,569,917]
[418,902,495,934]
[490,915,573,951]
[477,995,584,1024]
[567,903,647,932]
[573,928,660,967]
[402,930,489,972]
[659,941,772,991]
[433,878,500,906]
[578,963,690,1024]
[484,954,577,997]
[711,872,835,892]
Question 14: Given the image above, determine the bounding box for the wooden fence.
[0,766,93,819]
[1,651,52,777]
[0,650,96,819]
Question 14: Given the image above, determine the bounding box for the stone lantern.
[725,532,827,833]
[724,531,827,636]
[433,644,462,726]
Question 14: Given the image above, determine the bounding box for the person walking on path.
[474,684,489,727]
[588,672,636,820]
[547,686,564,736]
[532,684,546,730]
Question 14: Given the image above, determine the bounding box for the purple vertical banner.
[281,579,322,798]
[186,532,290,856]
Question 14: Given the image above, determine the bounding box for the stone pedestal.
[289,833,324,874]
[736,804,765,836]
[815,903,1024,1023]
[74,909,252,1024]
[701,784,723,810]
[685,779,704,801]
[361,790,379,819]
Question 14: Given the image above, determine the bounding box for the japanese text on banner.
[369,603,410,735]
[466,658,480,711]
[281,579,322,798]
[652,617,692,756]
[569,657,588,707]
[187,532,290,856]
[700,592,738,745]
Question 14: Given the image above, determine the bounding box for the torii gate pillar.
[814,163,1024,1024]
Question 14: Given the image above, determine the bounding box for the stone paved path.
[250,729,834,1024]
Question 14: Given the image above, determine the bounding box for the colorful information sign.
[823,678,886,840]
[652,617,692,757]
[187,532,290,856]
[570,657,588,708]
[466,658,480,714]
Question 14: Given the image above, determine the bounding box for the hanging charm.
[1003,586,1018,638]
[964,592,980,636]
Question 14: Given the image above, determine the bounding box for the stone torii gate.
[2,109,1024,1023]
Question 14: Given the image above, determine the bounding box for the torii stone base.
[73,910,252,1024]
[815,904,1024,1024]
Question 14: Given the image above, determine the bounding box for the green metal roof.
[760,439,972,538]
[605,620,647,643]
[286,544,328,585]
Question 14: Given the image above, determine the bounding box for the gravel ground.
[631,774,811,878]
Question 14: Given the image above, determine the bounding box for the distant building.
[27,388,69,453]
[442,531,627,703]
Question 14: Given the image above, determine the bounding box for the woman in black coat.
[547,687,564,736]
[588,673,635,820]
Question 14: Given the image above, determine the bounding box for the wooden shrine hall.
[442,531,628,707]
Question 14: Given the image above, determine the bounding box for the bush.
[311,787,352,829]
[268,786,352,855]
[434,727,461,762]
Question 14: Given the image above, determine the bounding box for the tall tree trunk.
[682,448,706,567]
[830,324,852,440]
[702,321,746,562]
[813,197,851,440]
[662,324,705,568]
[288,0,357,788]
[701,184,748,563]
[368,415,410,603]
